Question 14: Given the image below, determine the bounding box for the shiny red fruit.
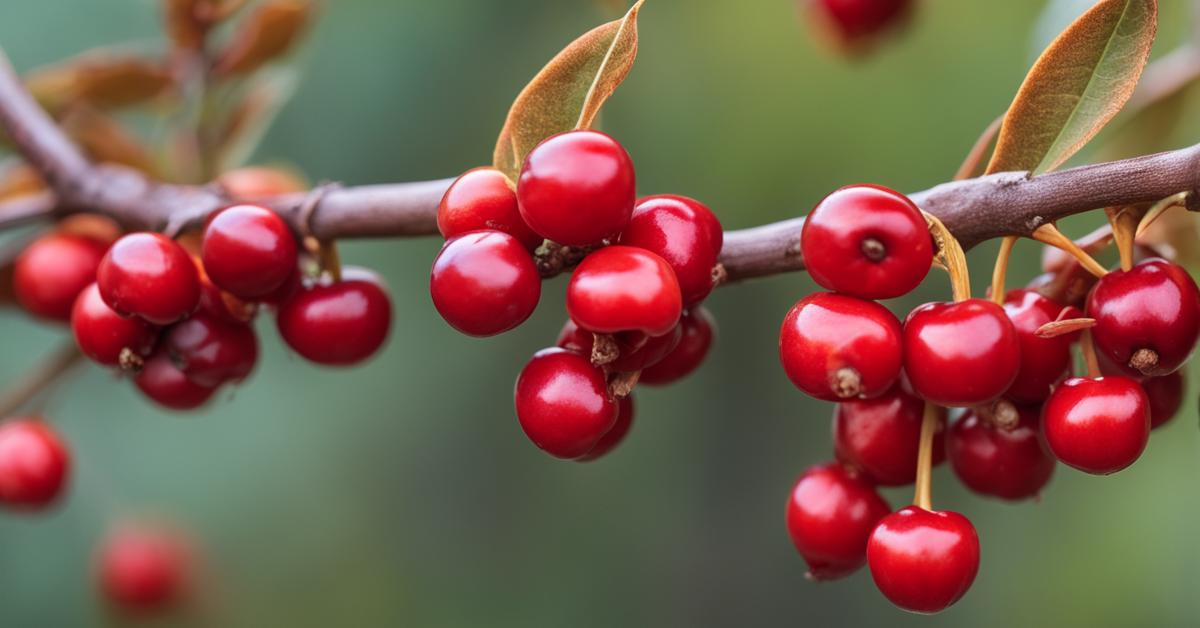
[868,506,979,614]
[620,195,723,306]
[97,233,200,325]
[1001,289,1074,403]
[567,245,682,336]
[1042,376,1149,474]
[430,231,540,337]
[1144,368,1185,429]
[134,350,218,411]
[0,420,69,509]
[640,307,717,385]
[810,0,913,44]
[800,184,932,300]
[164,313,258,387]
[1087,259,1200,378]
[200,204,298,299]
[578,395,635,462]
[947,406,1055,501]
[557,319,681,373]
[14,233,107,322]
[437,167,542,250]
[193,257,257,325]
[514,348,617,459]
[786,462,890,580]
[834,386,945,486]
[97,523,192,614]
[780,292,902,401]
[277,267,392,365]
[903,299,1020,407]
[71,283,157,367]
[517,130,636,246]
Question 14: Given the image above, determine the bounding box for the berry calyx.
[514,348,617,459]
[577,394,635,461]
[800,184,932,300]
[833,386,945,486]
[71,283,158,368]
[780,292,902,400]
[640,307,717,385]
[1042,375,1150,475]
[903,298,1020,407]
[200,203,298,299]
[437,167,542,250]
[0,419,69,509]
[867,506,980,614]
[134,350,218,411]
[276,267,393,365]
[164,313,258,387]
[557,320,681,373]
[14,232,107,322]
[97,233,201,325]
[1144,368,1185,429]
[786,462,891,580]
[97,523,192,614]
[566,245,682,336]
[1002,289,1074,403]
[517,130,636,246]
[946,405,1055,501]
[430,230,541,337]
[620,195,723,306]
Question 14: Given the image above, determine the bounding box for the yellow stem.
[912,402,939,511]
[1081,329,1102,379]
[991,235,1016,305]
[1032,224,1108,278]
[317,240,342,283]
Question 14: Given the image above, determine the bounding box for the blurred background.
[1,0,1198,626]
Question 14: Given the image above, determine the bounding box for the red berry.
[800,185,932,299]
[1087,259,1200,378]
[134,350,218,411]
[200,204,298,299]
[1002,289,1075,403]
[71,283,157,367]
[578,395,635,462]
[786,462,890,580]
[0,419,69,509]
[193,257,257,325]
[14,233,107,322]
[640,307,717,386]
[277,267,392,365]
[903,299,1020,407]
[867,506,979,614]
[557,320,681,373]
[514,348,617,459]
[810,0,913,44]
[834,386,945,486]
[430,231,541,337]
[620,195,723,306]
[437,167,542,250]
[97,523,192,614]
[947,406,1055,501]
[97,233,200,325]
[567,245,682,336]
[164,312,258,387]
[1042,376,1149,475]
[780,292,902,401]
[517,130,636,246]
[1144,368,1185,429]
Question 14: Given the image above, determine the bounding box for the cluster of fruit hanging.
[782,185,1195,613]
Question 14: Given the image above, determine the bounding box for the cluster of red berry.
[782,184,1198,613]
[431,129,722,460]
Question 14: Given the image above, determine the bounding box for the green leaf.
[492,1,643,181]
[987,0,1157,175]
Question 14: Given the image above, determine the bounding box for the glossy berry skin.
[641,307,717,386]
[868,506,979,614]
[1042,376,1150,475]
[1144,368,1185,429]
[578,395,635,462]
[71,283,157,367]
[567,246,682,337]
[947,406,1055,501]
[0,420,69,509]
[430,231,540,337]
[193,257,256,325]
[517,130,636,246]
[780,292,902,401]
[514,348,617,459]
[1087,259,1200,378]
[810,0,912,44]
[134,350,218,411]
[164,313,258,387]
[97,524,191,614]
[1002,289,1075,403]
[557,320,681,373]
[97,233,200,325]
[277,268,392,365]
[437,167,542,250]
[903,299,1020,407]
[201,204,298,299]
[786,462,890,580]
[834,386,944,486]
[620,195,723,306]
[800,185,932,300]
[14,233,107,322]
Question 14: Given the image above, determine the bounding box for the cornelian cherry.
[903,299,1020,407]
[640,307,716,386]
[567,246,682,337]
[97,524,192,614]
[801,184,932,300]
[514,348,617,459]
[437,167,542,250]
[834,386,944,486]
[780,292,902,401]
[947,406,1055,501]
[71,283,157,367]
[134,350,218,411]
[1144,368,1185,429]
[786,462,890,580]
[97,233,200,325]
[1042,376,1149,475]
[201,204,298,300]
[164,313,258,387]
[277,267,392,365]
[867,506,979,614]
[430,231,541,337]
[556,320,681,373]
[1002,289,1074,403]
[193,257,257,325]
[0,419,69,509]
[620,195,723,306]
[577,395,634,462]
[14,233,107,322]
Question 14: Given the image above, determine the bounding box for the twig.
[0,343,83,418]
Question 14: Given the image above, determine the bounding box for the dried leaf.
[1036,317,1096,338]
[217,165,308,198]
[214,69,298,171]
[164,0,248,49]
[988,0,1157,175]
[61,108,159,176]
[212,0,313,77]
[26,54,172,112]
[955,115,1002,180]
[492,1,644,180]
[0,162,45,200]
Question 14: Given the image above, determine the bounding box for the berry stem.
[924,212,971,302]
[317,240,342,283]
[1081,329,1102,379]
[1136,191,1191,239]
[990,235,1016,305]
[0,343,83,418]
[912,401,939,511]
[1105,206,1143,272]
[1032,224,1108,278]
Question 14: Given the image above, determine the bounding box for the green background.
[1,0,1198,626]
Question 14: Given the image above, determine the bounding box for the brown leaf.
[25,54,172,112]
[492,1,644,180]
[0,162,45,200]
[1036,317,1096,338]
[214,70,298,171]
[163,0,249,49]
[212,0,313,77]
[954,115,1002,180]
[61,108,160,176]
